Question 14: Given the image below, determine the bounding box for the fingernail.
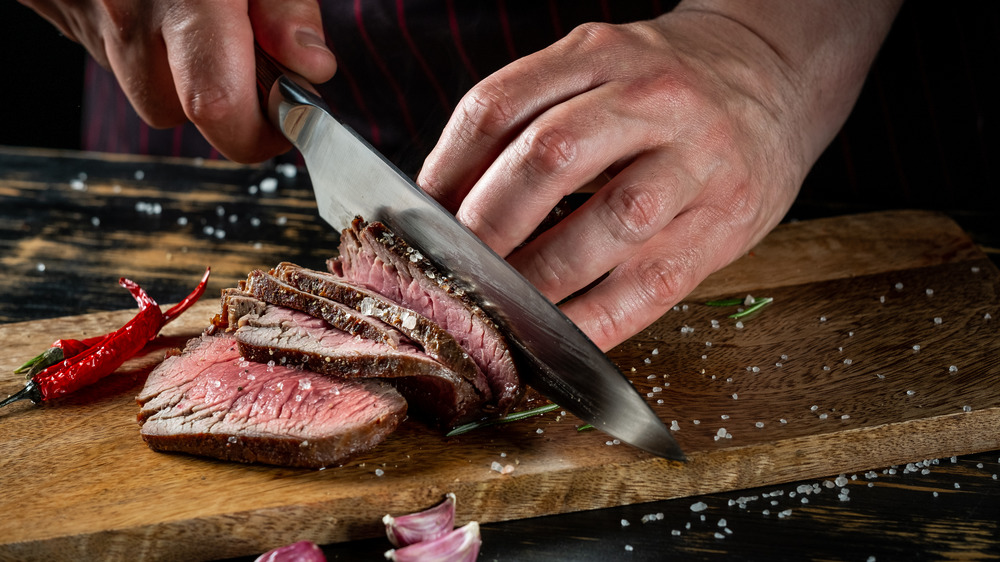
[296,27,330,52]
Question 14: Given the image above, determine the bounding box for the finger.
[507,152,700,303]
[417,23,624,211]
[454,79,657,258]
[161,0,290,162]
[561,205,749,351]
[249,0,337,84]
[101,4,186,129]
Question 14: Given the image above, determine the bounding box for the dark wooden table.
[2,147,998,561]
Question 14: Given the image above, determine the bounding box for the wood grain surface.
[1,148,999,561]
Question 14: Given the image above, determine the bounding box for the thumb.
[249,0,337,84]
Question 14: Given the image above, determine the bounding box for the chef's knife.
[254,45,684,461]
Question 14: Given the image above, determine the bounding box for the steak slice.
[330,218,522,414]
[228,293,485,426]
[241,269,401,349]
[137,334,407,468]
[271,262,491,401]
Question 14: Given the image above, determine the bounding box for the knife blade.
[255,46,684,461]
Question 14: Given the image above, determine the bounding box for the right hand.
[20,0,337,163]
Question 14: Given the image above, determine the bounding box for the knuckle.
[521,246,573,298]
[455,81,518,145]
[601,183,667,246]
[632,252,693,311]
[518,124,578,179]
[182,85,237,125]
[565,21,624,50]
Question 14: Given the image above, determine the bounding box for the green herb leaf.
[446,403,560,437]
[728,297,774,319]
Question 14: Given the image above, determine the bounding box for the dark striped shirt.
[82,0,674,174]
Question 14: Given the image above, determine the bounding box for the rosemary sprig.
[728,297,773,319]
[446,403,560,436]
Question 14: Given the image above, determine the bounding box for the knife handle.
[254,42,284,115]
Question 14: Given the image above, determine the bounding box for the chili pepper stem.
[14,347,64,377]
[0,380,42,410]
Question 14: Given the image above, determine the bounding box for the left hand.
[417,2,899,351]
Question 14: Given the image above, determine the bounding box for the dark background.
[1,1,998,232]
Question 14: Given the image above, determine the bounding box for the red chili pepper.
[2,268,211,409]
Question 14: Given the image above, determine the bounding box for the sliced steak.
[271,262,491,401]
[330,218,522,414]
[228,294,484,426]
[242,269,401,349]
[137,334,407,468]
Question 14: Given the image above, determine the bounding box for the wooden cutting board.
[1,210,998,561]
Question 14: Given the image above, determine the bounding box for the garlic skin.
[254,540,326,562]
[384,493,457,547]
[384,521,481,562]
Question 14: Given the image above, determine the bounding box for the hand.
[418,0,900,351]
[21,0,337,163]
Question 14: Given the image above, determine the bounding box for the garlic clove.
[254,540,326,562]
[383,492,456,547]
[384,521,481,562]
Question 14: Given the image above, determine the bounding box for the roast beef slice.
[330,218,522,413]
[271,262,491,400]
[137,334,407,468]
[229,294,485,426]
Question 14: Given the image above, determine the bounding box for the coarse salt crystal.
[735,321,744,329]
[894,282,904,290]
[963,405,972,412]
[732,393,739,400]
[259,177,279,193]
[620,519,630,527]
[375,468,384,476]
[670,420,680,431]
[755,422,764,428]
[624,545,634,552]
[949,366,958,373]
[690,502,708,512]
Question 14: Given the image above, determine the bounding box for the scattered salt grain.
[692,420,701,425]
[620,519,630,527]
[735,321,744,329]
[177,216,188,226]
[971,266,981,273]
[906,390,915,396]
[651,348,659,355]
[777,509,792,518]
[954,483,960,489]
[819,316,827,322]
[913,345,921,352]
[670,420,680,432]
[690,502,708,512]
[894,282,904,290]
[933,492,939,497]
[671,530,681,536]
[949,366,958,373]
[714,532,725,539]
[963,405,972,412]
[843,359,853,365]
[721,414,730,420]
[375,468,384,476]
[35,263,45,272]
[841,414,850,420]
[819,413,828,420]
[755,422,764,428]
[934,317,943,325]
[926,289,934,296]
[732,394,739,400]
[134,170,145,180]
[277,216,288,225]
[259,177,279,193]
[276,163,298,178]
[810,405,819,411]
[779,418,787,424]
[624,545,634,552]
[880,296,886,304]
[535,428,544,434]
